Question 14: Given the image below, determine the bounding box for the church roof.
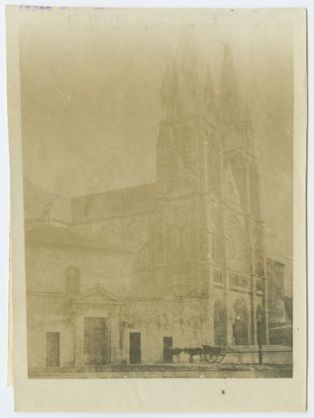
[25,223,132,254]
[71,182,158,222]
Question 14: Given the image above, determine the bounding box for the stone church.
[25,40,269,372]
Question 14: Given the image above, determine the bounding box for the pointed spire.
[219,43,244,127]
[219,43,257,151]
[221,43,239,91]
[175,24,200,69]
[160,25,203,120]
[176,25,202,100]
[203,65,217,124]
[243,102,256,150]
[160,60,177,115]
[245,103,253,134]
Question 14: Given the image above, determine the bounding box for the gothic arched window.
[214,301,226,346]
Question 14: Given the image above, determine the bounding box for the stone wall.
[25,242,134,296]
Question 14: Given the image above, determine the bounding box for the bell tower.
[157,30,208,196]
[154,28,221,303]
[219,45,268,345]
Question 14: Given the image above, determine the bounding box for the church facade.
[25,42,269,372]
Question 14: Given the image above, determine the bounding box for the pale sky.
[19,8,294,293]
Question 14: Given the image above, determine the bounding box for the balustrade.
[229,269,249,289]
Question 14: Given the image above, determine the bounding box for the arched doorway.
[256,305,266,344]
[233,298,249,345]
[214,301,226,346]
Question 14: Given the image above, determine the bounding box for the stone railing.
[211,266,258,291]
[228,269,249,290]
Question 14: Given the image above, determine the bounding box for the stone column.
[243,160,256,346]
[207,263,214,345]
[263,263,270,345]
[225,268,234,345]
[251,274,258,345]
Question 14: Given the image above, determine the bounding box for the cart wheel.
[217,354,225,363]
[211,353,218,363]
[204,353,212,363]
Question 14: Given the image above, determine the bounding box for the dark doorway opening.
[233,320,249,345]
[163,336,173,362]
[233,298,249,345]
[46,332,60,367]
[84,317,109,365]
[129,332,141,364]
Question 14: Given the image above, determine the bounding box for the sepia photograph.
[5,5,307,412]
[20,7,294,379]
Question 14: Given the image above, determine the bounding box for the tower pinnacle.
[160,25,204,121]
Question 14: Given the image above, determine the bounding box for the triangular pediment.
[73,285,120,304]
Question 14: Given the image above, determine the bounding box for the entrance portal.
[163,336,173,362]
[83,317,109,365]
[129,332,141,364]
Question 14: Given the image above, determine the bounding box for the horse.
[169,347,184,363]
[184,347,204,363]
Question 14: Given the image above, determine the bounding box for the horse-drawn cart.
[169,345,225,363]
[201,345,225,363]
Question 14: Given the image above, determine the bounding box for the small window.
[65,266,80,295]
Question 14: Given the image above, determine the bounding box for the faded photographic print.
[19,7,294,379]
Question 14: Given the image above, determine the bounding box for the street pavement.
[29,363,292,379]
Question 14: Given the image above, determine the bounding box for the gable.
[73,286,120,305]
